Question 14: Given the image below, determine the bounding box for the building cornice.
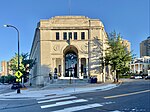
[39,26,102,30]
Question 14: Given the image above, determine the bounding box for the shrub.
[0,75,16,84]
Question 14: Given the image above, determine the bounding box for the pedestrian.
[49,73,52,80]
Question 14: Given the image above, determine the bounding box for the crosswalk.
[36,94,113,112]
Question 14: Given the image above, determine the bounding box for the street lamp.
[4,24,21,93]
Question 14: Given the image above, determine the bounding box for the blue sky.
[0,0,149,66]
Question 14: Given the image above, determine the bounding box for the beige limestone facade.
[122,39,131,52]
[30,16,111,86]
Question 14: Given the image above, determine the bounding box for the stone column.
[134,64,136,73]
[86,58,89,78]
[53,58,56,74]
[138,64,140,74]
[61,58,64,78]
[130,64,132,73]
[79,58,82,79]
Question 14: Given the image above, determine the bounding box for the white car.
[134,76,143,79]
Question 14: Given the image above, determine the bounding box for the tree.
[9,53,36,82]
[21,53,36,82]
[9,53,24,73]
[104,31,132,82]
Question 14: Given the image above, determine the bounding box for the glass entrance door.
[65,52,77,77]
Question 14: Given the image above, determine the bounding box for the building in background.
[7,62,13,75]
[130,56,150,75]
[140,36,150,57]
[1,61,8,76]
[0,61,13,76]
[30,16,112,86]
[122,39,131,52]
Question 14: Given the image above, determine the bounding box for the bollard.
[17,88,21,93]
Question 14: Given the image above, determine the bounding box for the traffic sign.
[16,78,21,82]
[15,71,23,78]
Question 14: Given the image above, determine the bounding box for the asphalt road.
[0,84,15,94]
[0,79,150,112]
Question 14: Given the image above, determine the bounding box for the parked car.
[11,83,22,89]
[130,75,143,79]
[134,76,143,79]
[145,76,150,80]
[130,76,135,79]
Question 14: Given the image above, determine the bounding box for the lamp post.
[4,24,21,93]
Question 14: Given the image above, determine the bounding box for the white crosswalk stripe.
[37,95,104,111]
[51,103,103,112]
[41,99,87,109]
[36,94,71,101]
[38,96,77,104]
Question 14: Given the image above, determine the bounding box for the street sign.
[15,71,23,78]
[16,78,21,82]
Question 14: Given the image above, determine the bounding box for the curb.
[116,81,123,87]
[0,83,121,100]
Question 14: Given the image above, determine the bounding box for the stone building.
[0,61,13,76]
[0,61,8,76]
[130,56,150,75]
[122,39,131,52]
[30,16,111,86]
[140,36,150,57]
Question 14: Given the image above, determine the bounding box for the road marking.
[51,103,102,112]
[37,94,70,101]
[110,110,121,112]
[0,98,32,101]
[104,89,150,99]
[41,99,87,109]
[38,96,77,104]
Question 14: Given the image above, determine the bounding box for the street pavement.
[0,83,14,94]
[0,79,149,112]
[0,81,118,99]
[34,79,150,112]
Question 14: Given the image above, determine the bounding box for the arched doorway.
[64,46,78,78]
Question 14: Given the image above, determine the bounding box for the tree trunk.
[116,71,119,82]
[114,70,117,82]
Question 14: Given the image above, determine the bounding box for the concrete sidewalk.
[0,82,120,99]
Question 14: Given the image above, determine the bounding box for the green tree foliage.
[0,75,16,83]
[104,31,132,82]
[0,76,5,83]
[9,53,36,82]
[9,53,24,72]
[21,53,36,71]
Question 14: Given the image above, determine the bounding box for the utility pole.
[4,24,21,93]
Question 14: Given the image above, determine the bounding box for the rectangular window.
[68,32,72,39]
[81,32,85,40]
[56,32,59,40]
[63,32,67,40]
[74,32,77,40]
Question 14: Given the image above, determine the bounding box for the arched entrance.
[64,46,78,78]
